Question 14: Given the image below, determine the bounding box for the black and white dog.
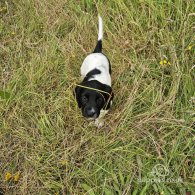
[74,16,114,128]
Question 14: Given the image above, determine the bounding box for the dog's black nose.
[86,107,97,117]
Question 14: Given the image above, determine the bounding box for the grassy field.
[0,0,195,194]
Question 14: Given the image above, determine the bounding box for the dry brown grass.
[0,0,194,194]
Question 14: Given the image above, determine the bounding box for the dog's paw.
[95,119,104,128]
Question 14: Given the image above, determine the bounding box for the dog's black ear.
[74,86,82,108]
[102,85,114,110]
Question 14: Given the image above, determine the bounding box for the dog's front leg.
[95,110,109,128]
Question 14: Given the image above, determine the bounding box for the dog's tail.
[93,15,103,53]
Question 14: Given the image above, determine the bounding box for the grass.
[0,0,195,194]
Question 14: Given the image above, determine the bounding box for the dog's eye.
[81,96,88,104]
[96,97,103,105]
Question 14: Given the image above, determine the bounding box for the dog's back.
[80,16,111,86]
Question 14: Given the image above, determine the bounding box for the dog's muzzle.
[84,106,98,119]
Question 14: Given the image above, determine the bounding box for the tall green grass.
[0,0,194,194]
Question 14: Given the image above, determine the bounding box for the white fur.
[98,109,109,119]
[80,53,111,86]
[98,15,103,41]
[95,110,108,128]
[80,16,111,87]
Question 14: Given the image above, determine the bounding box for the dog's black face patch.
[74,80,114,119]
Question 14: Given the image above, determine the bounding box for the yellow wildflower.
[5,172,12,181]
[11,32,16,35]
[159,59,171,66]
[159,61,163,65]
[13,171,20,182]
[161,191,164,195]
[188,45,192,50]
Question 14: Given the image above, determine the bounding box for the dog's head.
[74,80,113,119]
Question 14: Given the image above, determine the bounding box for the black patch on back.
[83,68,101,82]
[92,39,112,74]
[93,40,102,53]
